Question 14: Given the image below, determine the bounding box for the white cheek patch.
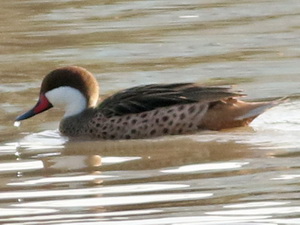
[45,86,87,117]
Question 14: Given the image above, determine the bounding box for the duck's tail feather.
[235,97,288,121]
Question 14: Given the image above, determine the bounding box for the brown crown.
[40,66,99,107]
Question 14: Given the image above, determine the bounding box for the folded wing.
[98,83,244,117]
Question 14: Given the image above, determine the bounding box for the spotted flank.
[87,103,208,139]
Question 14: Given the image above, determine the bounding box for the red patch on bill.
[34,94,52,113]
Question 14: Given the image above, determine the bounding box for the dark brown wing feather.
[98,83,243,117]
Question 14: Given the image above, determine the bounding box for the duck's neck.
[59,108,97,137]
[45,86,89,118]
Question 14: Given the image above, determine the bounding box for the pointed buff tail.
[200,97,287,130]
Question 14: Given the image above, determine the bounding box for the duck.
[15,66,281,140]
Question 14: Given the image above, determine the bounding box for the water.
[1,0,300,224]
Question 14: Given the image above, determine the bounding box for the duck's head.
[15,66,99,122]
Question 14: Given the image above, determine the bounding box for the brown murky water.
[1,0,300,224]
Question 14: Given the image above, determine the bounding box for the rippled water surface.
[1,0,300,224]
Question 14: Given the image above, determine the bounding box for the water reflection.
[1,96,300,223]
[162,161,249,174]
[0,160,43,173]
[1,0,300,224]
[1,102,299,225]
[0,140,299,220]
